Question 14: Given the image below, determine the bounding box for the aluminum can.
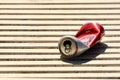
[58,22,104,58]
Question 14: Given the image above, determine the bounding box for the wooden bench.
[0,0,119,79]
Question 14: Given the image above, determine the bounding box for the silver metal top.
[58,36,77,56]
[58,36,89,57]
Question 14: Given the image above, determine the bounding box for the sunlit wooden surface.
[0,0,120,80]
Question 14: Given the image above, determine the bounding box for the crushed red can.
[58,22,105,58]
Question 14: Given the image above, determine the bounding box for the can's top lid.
[58,36,77,57]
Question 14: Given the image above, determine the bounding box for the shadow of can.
[60,42,108,64]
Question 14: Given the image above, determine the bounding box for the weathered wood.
[0,0,119,3]
[0,0,119,79]
[0,15,120,19]
[1,10,120,14]
[0,67,119,72]
[1,4,120,9]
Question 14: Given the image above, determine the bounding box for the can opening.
[63,40,72,54]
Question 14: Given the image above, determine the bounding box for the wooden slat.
[0,20,120,25]
[0,26,120,31]
[0,37,60,41]
[0,67,119,72]
[0,73,119,78]
[0,0,120,3]
[0,15,120,19]
[1,10,120,14]
[1,4,120,8]
[0,60,119,65]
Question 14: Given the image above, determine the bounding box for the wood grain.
[0,0,119,79]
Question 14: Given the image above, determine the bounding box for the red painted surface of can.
[75,22,104,47]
